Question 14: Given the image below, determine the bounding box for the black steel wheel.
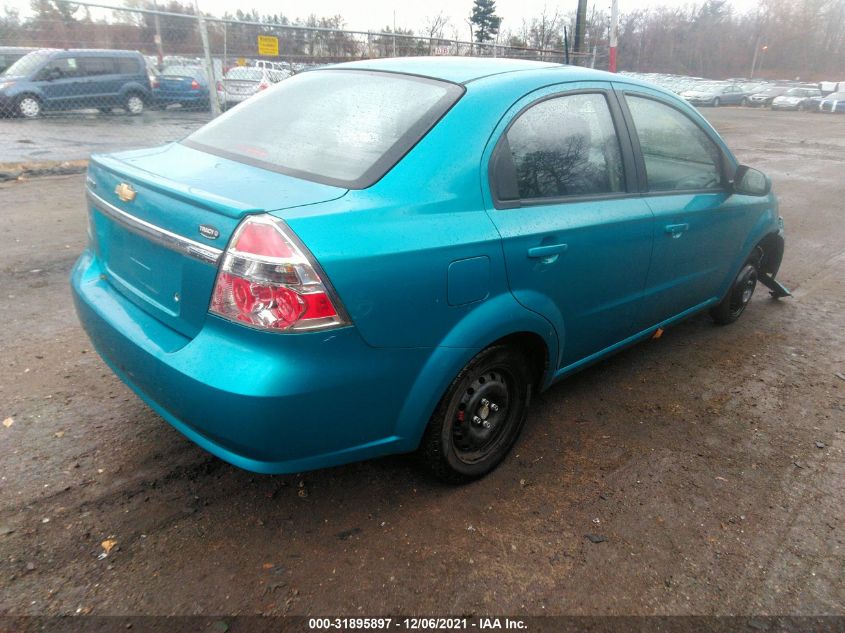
[710,253,760,325]
[418,345,532,483]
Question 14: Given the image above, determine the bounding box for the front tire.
[17,95,41,118]
[710,253,760,325]
[418,345,532,483]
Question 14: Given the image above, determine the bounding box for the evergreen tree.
[469,0,501,42]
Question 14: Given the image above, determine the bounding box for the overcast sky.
[7,0,761,34]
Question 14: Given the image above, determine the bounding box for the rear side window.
[495,92,625,201]
[625,95,723,192]
[185,70,464,189]
[116,58,141,74]
[80,57,115,76]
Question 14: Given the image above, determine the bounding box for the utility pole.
[749,34,762,78]
[574,0,588,64]
[608,0,618,72]
[393,10,397,57]
[194,0,221,117]
[563,25,570,64]
[152,0,164,70]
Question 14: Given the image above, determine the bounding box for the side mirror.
[732,165,771,196]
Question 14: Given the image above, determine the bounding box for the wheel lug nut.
[482,420,491,429]
[472,416,483,426]
[490,403,499,412]
[481,398,490,406]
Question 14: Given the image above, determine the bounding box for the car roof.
[326,56,569,84]
[320,57,683,102]
[27,48,142,58]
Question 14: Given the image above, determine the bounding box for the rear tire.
[16,95,41,118]
[417,345,532,483]
[710,252,761,325]
[124,92,145,115]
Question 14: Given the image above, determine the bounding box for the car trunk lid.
[223,79,259,96]
[86,142,347,339]
[159,75,199,93]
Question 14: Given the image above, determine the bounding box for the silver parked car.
[217,66,290,110]
[771,87,823,111]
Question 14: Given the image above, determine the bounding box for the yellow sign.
[236,57,246,66]
[257,35,279,57]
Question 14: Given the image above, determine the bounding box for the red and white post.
[609,0,619,72]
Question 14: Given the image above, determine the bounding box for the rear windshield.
[163,65,203,78]
[184,69,464,189]
[224,67,263,81]
[786,88,817,96]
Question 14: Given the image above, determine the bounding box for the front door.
[617,88,757,329]
[35,56,85,110]
[483,85,654,371]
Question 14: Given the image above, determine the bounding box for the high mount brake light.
[209,215,348,332]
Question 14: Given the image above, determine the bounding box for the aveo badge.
[199,224,220,240]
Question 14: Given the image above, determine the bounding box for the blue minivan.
[71,58,789,482]
[0,49,151,118]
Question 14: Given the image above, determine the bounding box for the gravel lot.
[0,108,843,617]
[0,108,211,163]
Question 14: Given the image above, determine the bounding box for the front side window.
[36,57,81,80]
[625,95,723,192]
[186,70,463,189]
[497,92,624,201]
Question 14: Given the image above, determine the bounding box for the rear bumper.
[71,249,433,473]
[153,90,208,104]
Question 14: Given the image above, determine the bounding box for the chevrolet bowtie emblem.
[115,182,136,202]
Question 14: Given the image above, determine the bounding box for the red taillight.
[209,215,346,332]
[234,221,294,258]
[190,79,200,90]
[258,83,269,91]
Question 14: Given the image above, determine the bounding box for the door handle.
[527,243,568,259]
[664,223,690,238]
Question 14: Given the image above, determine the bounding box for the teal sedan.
[71,58,788,482]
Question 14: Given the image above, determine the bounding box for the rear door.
[77,56,116,106]
[615,85,760,329]
[483,83,655,371]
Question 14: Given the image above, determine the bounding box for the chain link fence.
[0,0,595,164]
